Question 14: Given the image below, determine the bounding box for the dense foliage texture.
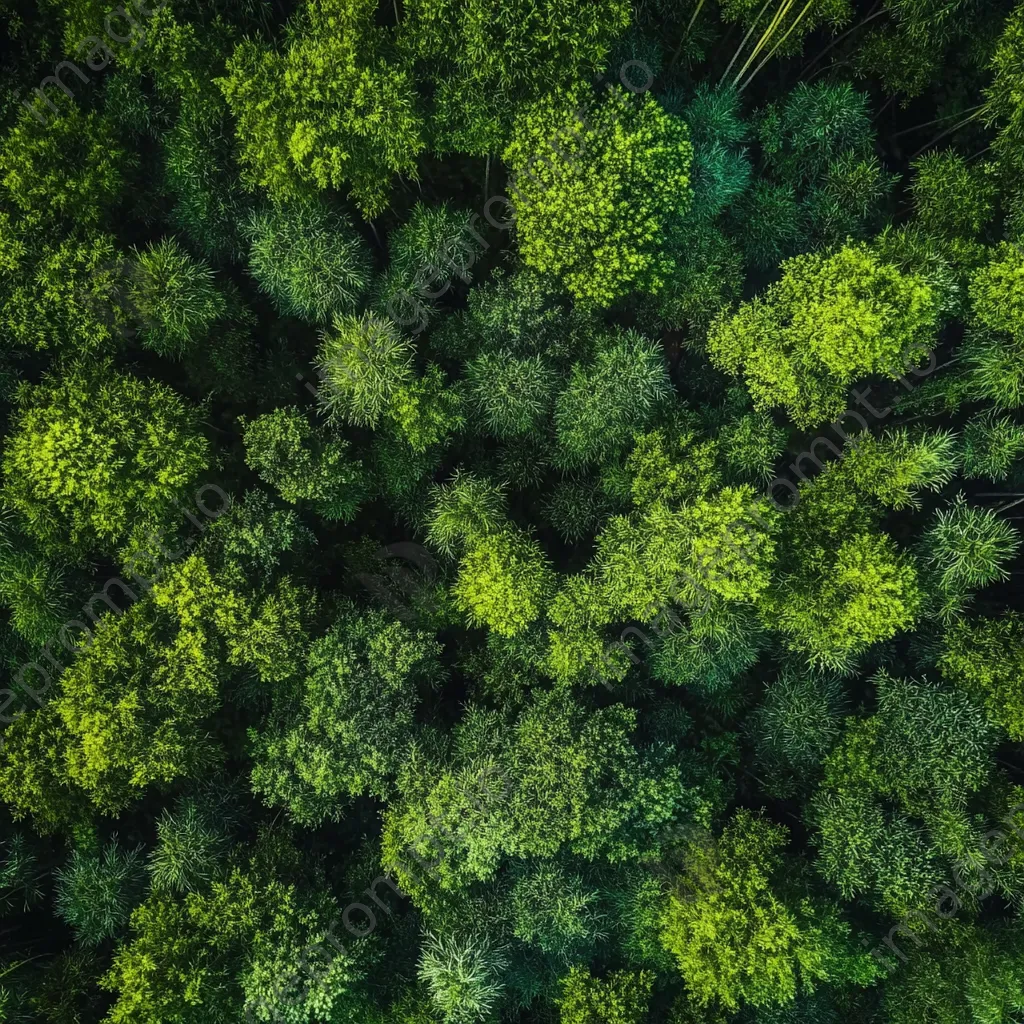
[2,1,1024,1023]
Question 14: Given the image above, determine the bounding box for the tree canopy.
[3,1,1024,1022]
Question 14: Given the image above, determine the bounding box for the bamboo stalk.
[668,0,709,70]
[803,4,884,76]
[719,0,774,86]
[997,495,1024,514]
[731,0,797,89]
[738,0,817,92]
[892,104,984,139]
[910,107,986,159]
[684,0,709,38]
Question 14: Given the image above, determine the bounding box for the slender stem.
[732,0,795,88]
[738,0,816,93]
[998,495,1024,514]
[668,0,709,71]
[910,108,987,159]
[719,0,773,86]
[892,104,984,139]
[201,420,233,436]
[0,955,47,980]
[808,57,849,82]
[873,95,896,123]
[803,4,884,76]
[684,0,709,38]
[484,154,490,202]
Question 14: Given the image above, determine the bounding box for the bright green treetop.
[504,87,692,307]
[218,0,424,217]
[0,102,131,231]
[555,967,652,1024]
[1,361,209,554]
[708,242,941,428]
[660,809,877,1012]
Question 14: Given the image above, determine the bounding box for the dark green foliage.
[919,494,1021,620]
[203,489,314,577]
[128,238,229,358]
[748,668,847,798]
[0,542,73,647]
[250,606,442,825]
[811,671,999,917]
[554,330,672,468]
[242,406,367,521]
[102,835,370,1024]
[509,862,606,962]
[543,481,609,544]
[426,472,508,557]
[735,82,894,265]
[938,611,1024,740]
[382,690,704,899]
[882,922,1024,1024]
[162,105,250,262]
[0,834,44,915]
[466,351,556,439]
[649,602,767,695]
[147,795,232,894]
[245,199,372,322]
[55,840,146,945]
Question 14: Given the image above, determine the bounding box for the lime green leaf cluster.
[504,87,692,307]
[708,243,941,428]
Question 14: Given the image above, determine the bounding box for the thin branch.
[733,0,796,89]
[808,57,849,82]
[997,495,1024,514]
[738,0,817,93]
[910,108,987,159]
[719,0,774,86]
[0,955,48,980]
[802,4,885,76]
[892,104,984,139]
[873,95,896,123]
